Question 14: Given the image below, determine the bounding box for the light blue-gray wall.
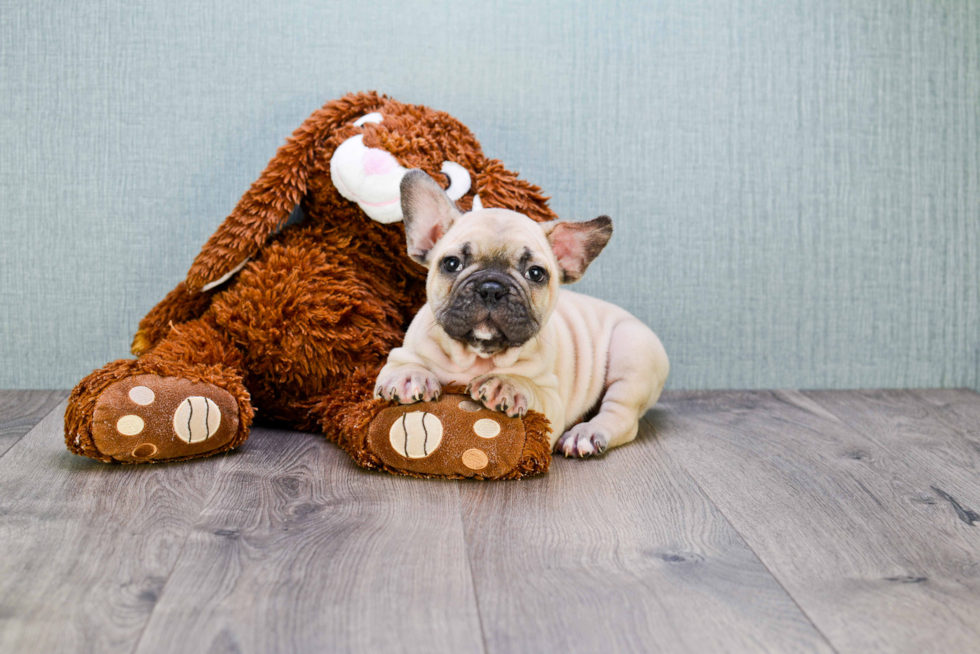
[1,0,978,391]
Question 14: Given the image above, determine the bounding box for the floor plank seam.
[647,414,844,654]
[0,394,69,463]
[455,482,491,654]
[0,433,28,462]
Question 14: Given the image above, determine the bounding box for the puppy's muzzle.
[438,270,538,351]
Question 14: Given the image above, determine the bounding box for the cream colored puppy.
[375,170,669,457]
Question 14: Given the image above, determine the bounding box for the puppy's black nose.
[477,280,507,305]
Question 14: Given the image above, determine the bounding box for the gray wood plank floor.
[1,388,979,654]
[0,389,67,457]
[458,437,832,654]
[657,390,980,654]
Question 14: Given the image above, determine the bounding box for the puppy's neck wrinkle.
[430,315,525,369]
[463,337,523,366]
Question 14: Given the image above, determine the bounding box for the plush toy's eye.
[524,266,547,283]
[353,112,383,127]
[440,161,472,201]
[442,256,462,273]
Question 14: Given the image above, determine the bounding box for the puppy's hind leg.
[557,319,669,458]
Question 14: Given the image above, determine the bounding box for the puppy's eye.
[524,266,547,283]
[442,256,463,273]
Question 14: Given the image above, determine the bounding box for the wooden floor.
[2,389,980,653]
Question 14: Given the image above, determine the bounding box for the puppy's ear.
[545,216,613,283]
[401,169,462,266]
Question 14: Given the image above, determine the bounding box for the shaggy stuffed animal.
[65,91,555,479]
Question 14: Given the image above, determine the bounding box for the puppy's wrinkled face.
[400,170,612,355]
[428,211,558,353]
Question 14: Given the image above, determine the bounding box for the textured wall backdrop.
[1,0,978,390]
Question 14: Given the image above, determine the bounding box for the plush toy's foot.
[362,392,552,479]
[88,374,242,463]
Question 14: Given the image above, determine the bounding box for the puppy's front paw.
[467,375,529,418]
[556,423,610,458]
[375,368,442,404]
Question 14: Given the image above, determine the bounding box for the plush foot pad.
[91,374,240,462]
[367,394,526,479]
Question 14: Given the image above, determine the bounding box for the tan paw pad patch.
[116,415,145,436]
[461,448,489,470]
[388,411,443,458]
[473,418,500,439]
[172,396,221,444]
[128,385,155,405]
[132,443,157,459]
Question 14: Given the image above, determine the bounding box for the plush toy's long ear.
[400,169,461,266]
[475,159,558,224]
[545,216,613,283]
[184,92,384,292]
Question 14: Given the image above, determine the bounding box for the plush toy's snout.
[330,133,408,224]
[331,127,476,225]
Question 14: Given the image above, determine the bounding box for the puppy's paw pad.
[556,425,610,458]
[375,369,442,404]
[468,375,528,418]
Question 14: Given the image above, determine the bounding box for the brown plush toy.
[65,91,556,479]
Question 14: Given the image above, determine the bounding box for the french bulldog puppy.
[375,170,669,457]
